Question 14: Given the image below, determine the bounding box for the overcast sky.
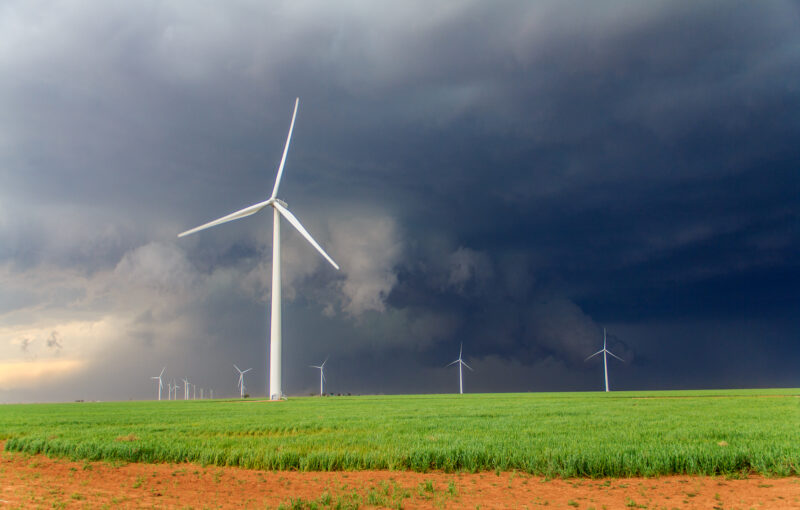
[2,1,799,402]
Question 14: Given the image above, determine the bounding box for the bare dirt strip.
[1,447,798,509]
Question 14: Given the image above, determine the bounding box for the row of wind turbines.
[150,367,214,401]
[176,98,626,402]
[153,326,622,401]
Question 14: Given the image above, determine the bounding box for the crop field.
[1,389,798,478]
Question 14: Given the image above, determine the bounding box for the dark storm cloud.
[1,1,798,401]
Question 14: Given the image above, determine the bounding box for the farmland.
[1,390,798,478]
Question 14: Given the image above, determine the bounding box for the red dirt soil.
[1,445,798,509]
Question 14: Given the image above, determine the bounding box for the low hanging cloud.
[328,214,403,316]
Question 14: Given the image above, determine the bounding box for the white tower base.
[269,207,282,400]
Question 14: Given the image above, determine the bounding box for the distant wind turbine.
[179,98,340,401]
[309,357,328,396]
[234,365,252,398]
[446,344,473,395]
[151,367,165,401]
[182,378,190,400]
[585,328,624,392]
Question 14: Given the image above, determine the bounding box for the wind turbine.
[151,367,165,401]
[182,378,190,400]
[309,357,328,396]
[234,364,252,398]
[179,98,340,401]
[446,343,472,395]
[585,327,624,392]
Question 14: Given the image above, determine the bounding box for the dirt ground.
[1,446,798,509]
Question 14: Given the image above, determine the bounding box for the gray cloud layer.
[2,1,798,401]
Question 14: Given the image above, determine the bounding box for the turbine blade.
[270,98,300,200]
[233,364,241,372]
[445,360,459,367]
[273,201,340,270]
[461,360,474,371]
[243,368,252,373]
[160,367,166,377]
[606,350,625,362]
[584,350,603,362]
[178,200,271,237]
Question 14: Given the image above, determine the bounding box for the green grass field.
[1,390,798,477]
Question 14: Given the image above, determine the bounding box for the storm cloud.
[1,1,798,401]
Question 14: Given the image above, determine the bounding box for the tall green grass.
[1,390,798,477]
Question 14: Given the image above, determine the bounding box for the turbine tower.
[179,98,340,401]
[446,343,473,394]
[584,327,624,392]
[151,367,165,401]
[234,364,252,398]
[309,357,328,396]
[182,378,190,400]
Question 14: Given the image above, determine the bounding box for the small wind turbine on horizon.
[179,98,340,401]
[151,367,165,401]
[182,378,190,400]
[309,357,328,396]
[585,327,624,392]
[446,344,473,395]
[234,365,252,398]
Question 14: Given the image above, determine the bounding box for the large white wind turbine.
[151,367,165,401]
[179,98,339,401]
[309,357,328,396]
[446,344,473,395]
[584,328,624,392]
[234,364,252,399]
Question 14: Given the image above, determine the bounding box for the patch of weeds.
[319,492,332,506]
[81,460,93,471]
[447,481,458,496]
[417,479,435,499]
[132,475,145,489]
[70,492,85,501]
[625,499,647,508]
[568,501,579,507]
